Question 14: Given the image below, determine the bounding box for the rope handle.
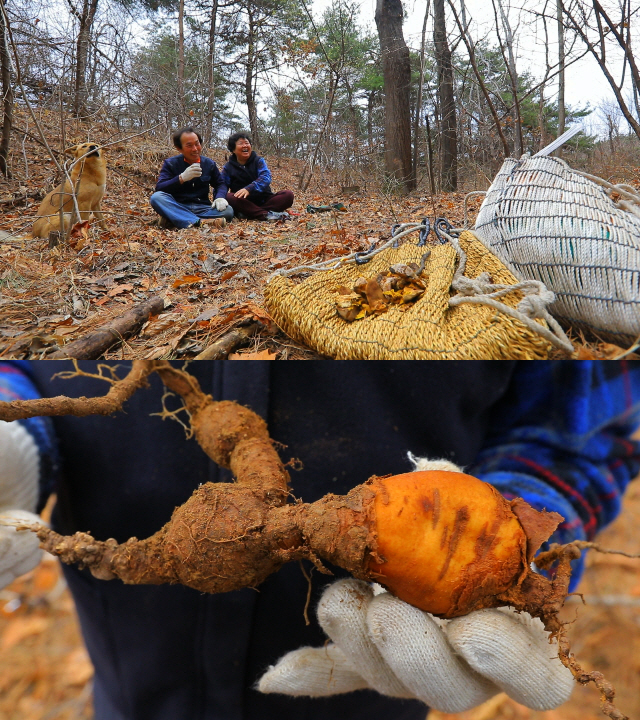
[444,229,574,354]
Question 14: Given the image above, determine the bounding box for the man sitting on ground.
[221,133,294,221]
[150,127,234,230]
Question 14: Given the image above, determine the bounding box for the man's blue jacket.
[155,155,227,205]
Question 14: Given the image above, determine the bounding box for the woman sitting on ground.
[221,133,294,221]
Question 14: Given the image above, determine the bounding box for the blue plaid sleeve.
[469,360,640,587]
[0,361,60,511]
[248,157,272,194]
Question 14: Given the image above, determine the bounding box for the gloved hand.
[213,197,228,212]
[0,420,44,589]
[180,163,201,182]
[258,578,574,713]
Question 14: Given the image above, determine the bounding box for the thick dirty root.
[34,525,175,584]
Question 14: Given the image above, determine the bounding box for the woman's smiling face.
[234,137,252,164]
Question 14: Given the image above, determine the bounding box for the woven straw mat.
[475,155,640,345]
[264,231,552,359]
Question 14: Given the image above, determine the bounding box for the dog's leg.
[92,201,108,230]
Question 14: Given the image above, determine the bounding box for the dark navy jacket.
[221,152,273,205]
[4,361,640,720]
[155,155,227,205]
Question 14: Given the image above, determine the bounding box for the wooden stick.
[49,296,166,359]
[194,322,259,360]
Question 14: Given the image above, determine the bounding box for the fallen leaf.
[194,307,219,322]
[220,270,238,282]
[61,647,94,686]
[229,349,277,360]
[54,326,77,336]
[144,345,171,359]
[107,283,134,297]
[69,220,90,238]
[172,274,203,288]
[1,616,49,650]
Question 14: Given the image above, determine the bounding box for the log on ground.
[49,296,166,359]
[194,322,260,360]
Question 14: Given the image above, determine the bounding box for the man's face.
[234,137,252,162]
[180,132,202,164]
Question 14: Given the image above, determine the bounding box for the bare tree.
[413,0,430,189]
[433,0,457,189]
[204,0,219,145]
[0,0,12,177]
[67,0,100,118]
[491,0,524,156]
[557,0,566,138]
[449,0,510,158]
[178,0,186,121]
[562,0,640,139]
[375,0,414,192]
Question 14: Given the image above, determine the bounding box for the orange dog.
[32,143,107,238]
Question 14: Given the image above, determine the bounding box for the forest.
[0,0,639,359]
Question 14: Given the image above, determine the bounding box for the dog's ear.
[64,145,78,156]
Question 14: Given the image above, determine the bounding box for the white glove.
[0,420,44,589]
[213,197,228,212]
[258,579,574,713]
[180,163,201,182]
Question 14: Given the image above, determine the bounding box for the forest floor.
[1,112,639,360]
[1,466,639,720]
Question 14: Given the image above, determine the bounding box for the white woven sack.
[474,155,640,346]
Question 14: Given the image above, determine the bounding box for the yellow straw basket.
[264,230,565,359]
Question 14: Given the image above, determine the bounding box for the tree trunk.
[244,5,259,151]
[538,86,549,150]
[73,0,99,118]
[204,0,219,146]
[0,0,13,178]
[375,0,415,193]
[556,0,565,144]
[367,90,375,150]
[178,0,185,121]
[412,1,430,187]
[433,0,457,190]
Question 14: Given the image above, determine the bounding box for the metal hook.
[417,218,431,246]
[433,217,454,244]
[390,223,402,248]
[354,242,378,265]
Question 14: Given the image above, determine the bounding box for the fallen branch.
[0,190,42,207]
[194,321,260,359]
[49,296,166,359]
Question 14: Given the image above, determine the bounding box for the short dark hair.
[227,132,252,153]
[172,127,203,150]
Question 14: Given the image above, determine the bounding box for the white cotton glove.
[258,579,574,712]
[180,163,202,182]
[213,197,228,212]
[0,420,44,589]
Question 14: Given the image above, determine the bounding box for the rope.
[444,229,574,353]
[268,223,428,280]
[463,191,487,229]
[572,170,640,220]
